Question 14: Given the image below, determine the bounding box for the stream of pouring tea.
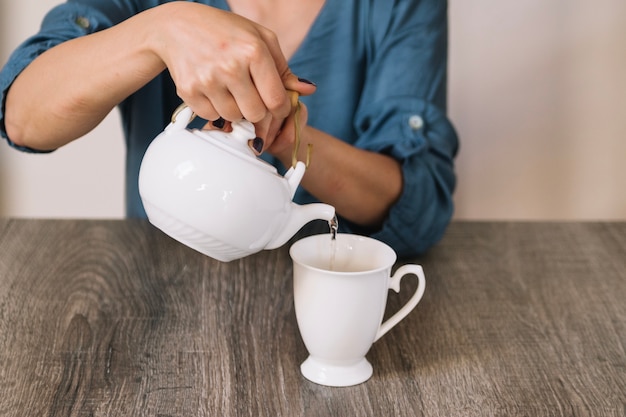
[329,215,338,270]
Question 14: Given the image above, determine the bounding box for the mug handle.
[374,265,426,342]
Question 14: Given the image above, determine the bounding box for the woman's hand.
[6,2,314,151]
[266,100,403,228]
[264,98,310,163]
[151,3,314,150]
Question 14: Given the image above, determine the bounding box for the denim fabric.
[0,0,458,256]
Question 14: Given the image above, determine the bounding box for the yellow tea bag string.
[289,91,313,168]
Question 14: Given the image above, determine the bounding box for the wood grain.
[0,219,624,416]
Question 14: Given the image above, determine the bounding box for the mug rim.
[289,233,397,275]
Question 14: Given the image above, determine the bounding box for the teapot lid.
[196,121,278,173]
[172,105,278,173]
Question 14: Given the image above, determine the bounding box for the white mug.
[290,233,426,387]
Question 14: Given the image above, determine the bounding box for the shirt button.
[408,115,424,130]
[75,16,90,29]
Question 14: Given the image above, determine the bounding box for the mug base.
[300,356,373,387]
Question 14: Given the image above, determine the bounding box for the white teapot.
[138,105,335,262]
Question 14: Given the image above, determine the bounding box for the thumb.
[282,72,317,97]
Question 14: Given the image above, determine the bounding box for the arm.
[268,0,458,255]
[3,2,313,151]
[5,5,163,150]
[269,104,402,227]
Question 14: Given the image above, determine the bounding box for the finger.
[265,101,309,159]
[211,117,226,129]
[249,29,292,119]
[248,136,265,155]
[208,48,269,122]
[283,74,317,97]
[249,62,290,120]
[264,116,286,144]
[253,96,296,153]
[256,25,291,83]
[228,76,268,123]
[201,118,232,132]
[183,94,221,122]
[205,88,243,122]
[251,113,273,152]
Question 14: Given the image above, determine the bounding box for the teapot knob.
[229,120,257,145]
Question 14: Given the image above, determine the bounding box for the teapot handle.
[168,104,196,132]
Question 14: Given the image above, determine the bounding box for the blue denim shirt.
[0,0,458,257]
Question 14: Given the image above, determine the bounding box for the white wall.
[1,0,625,220]
[0,0,125,218]
[449,0,626,219]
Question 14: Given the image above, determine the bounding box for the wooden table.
[0,219,624,416]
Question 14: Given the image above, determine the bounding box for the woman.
[0,0,458,256]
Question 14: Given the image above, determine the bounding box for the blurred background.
[1,0,625,219]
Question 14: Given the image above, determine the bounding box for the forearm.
[5,7,166,150]
[278,126,403,227]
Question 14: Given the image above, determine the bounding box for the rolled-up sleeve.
[349,0,459,257]
[0,1,133,151]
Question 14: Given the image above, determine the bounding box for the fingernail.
[252,137,264,154]
[298,77,316,86]
[212,117,225,129]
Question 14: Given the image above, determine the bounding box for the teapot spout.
[266,203,336,250]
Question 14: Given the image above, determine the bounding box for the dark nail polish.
[252,137,264,154]
[212,117,225,129]
[298,77,316,86]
